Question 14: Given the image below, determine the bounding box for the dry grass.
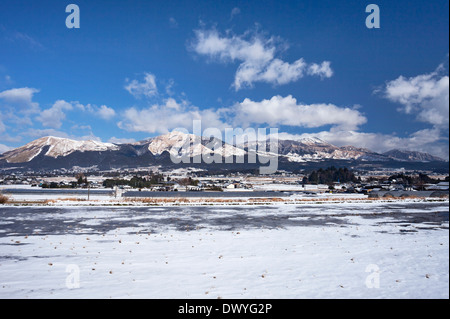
[5,193,442,206]
[45,197,88,204]
[123,195,388,206]
[0,194,9,204]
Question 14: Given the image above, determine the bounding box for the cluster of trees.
[41,173,89,189]
[302,167,445,189]
[365,173,445,186]
[103,173,165,189]
[76,173,88,185]
[103,175,201,190]
[41,182,77,189]
[386,173,445,190]
[303,167,358,185]
[388,173,435,185]
[177,177,199,190]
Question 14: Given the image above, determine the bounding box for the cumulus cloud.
[36,100,116,129]
[73,102,116,120]
[0,87,40,142]
[375,64,449,159]
[308,61,334,78]
[0,87,40,113]
[120,73,231,134]
[125,73,158,98]
[36,100,73,129]
[383,65,449,128]
[96,105,116,120]
[118,98,226,134]
[190,28,333,90]
[230,95,366,130]
[117,94,368,142]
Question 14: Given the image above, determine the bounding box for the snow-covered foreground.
[0,201,448,299]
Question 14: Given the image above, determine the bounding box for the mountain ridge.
[0,132,446,171]
[382,149,445,162]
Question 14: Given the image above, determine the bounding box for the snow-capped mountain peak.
[1,136,119,163]
[145,131,246,158]
[146,131,194,156]
[297,136,329,145]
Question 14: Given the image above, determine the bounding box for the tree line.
[103,174,165,188]
[303,167,358,185]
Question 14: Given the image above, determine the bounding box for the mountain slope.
[0,136,119,164]
[0,133,446,171]
[240,137,388,162]
[383,149,445,162]
[138,131,246,158]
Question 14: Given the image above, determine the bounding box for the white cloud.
[192,29,274,65]
[73,102,116,120]
[230,95,367,130]
[376,65,450,159]
[0,118,5,134]
[25,128,70,139]
[0,143,11,154]
[2,110,33,127]
[190,28,333,90]
[125,73,158,98]
[308,61,334,78]
[0,87,40,113]
[71,124,92,131]
[36,100,73,129]
[0,88,40,135]
[96,105,116,120]
[73,102,93,113]
[0,86,115,144]
[76,134,103,143]
[383,66,449,128]
[108,137,136,144]
[235,58,306,88]
[165,78,175,96]
[24,128,103,143]
[118,94,367,138]
[37,100,116,129]
[118,98,226,134]
[0,132,22,143]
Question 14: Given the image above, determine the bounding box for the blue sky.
[0,0,449,158]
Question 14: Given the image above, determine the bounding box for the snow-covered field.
[0,201,448,299]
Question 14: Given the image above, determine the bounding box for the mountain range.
[0,131,446,172]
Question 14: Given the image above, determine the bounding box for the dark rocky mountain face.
[383,149,445,162]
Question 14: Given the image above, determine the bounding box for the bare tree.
[178,178,191,191]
